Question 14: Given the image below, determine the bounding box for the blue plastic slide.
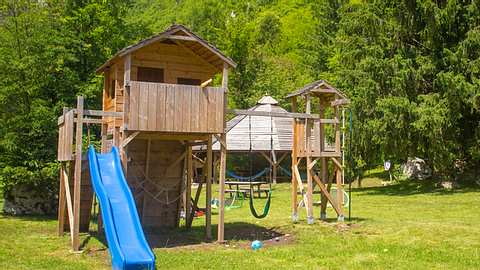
[88,146,155,270]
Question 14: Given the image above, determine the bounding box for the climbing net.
[129,160,187,205]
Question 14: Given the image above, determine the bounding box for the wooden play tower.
[287,80,349,223]
[56,25,236,251]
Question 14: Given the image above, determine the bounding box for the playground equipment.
[200,96,292,184]
[56,25,236,254]
[88,146,155,269]
[287,80,349,223]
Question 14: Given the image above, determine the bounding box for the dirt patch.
[231,233,295,249]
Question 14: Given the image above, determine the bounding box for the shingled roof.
[96,24,236,74]
[197,96,293,152]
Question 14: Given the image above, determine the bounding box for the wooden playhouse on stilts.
[287,80,349,223]
[56,25,236,251]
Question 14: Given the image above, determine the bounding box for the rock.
[439,181,458,190]
[3,184,57,215]
[402,157,432,180]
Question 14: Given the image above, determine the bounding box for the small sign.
[384,160,391,171]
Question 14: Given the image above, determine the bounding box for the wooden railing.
[295,119,340,157]
[127,81,225,133]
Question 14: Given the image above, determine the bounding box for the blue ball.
[251,240,263,250]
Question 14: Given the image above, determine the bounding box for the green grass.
[1,174,480,269]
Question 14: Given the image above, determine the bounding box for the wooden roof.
[96,24,236,74]
[286,80,349,106]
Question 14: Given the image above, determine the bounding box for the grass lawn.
[1,172,479,269]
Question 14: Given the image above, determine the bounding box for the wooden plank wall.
[126,139,185,230]
[295,119,322,157]
[131,41,217,84]
[57,110,74,161]
[129,81,224,133]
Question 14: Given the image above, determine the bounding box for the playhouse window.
[137,67,164,83]
[177,77,201,86]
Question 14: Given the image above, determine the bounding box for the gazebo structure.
[198,95,293,183]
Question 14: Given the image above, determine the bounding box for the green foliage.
[0,0,140,194]
[1,0,480,196]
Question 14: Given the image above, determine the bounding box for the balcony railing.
[127,81,225,134]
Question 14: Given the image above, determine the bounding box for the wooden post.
[100,123,108,153]
[319,101,327,220]
[58,163,66,236]
[320,158,329,220]
[206,136,212,239]
[123,54,131,130]
[291,97,298,222]
[72,96,83,251]
[272,163,277,184]
[334,98,344,221]
[218,63,228,243]
[213,154,219,184]
[336,166,344,221]
[113,127,120,148]
[141,139,151,223]
[305,95,314,224]
[186,145,193,228]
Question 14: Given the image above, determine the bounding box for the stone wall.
[2,184,57,215]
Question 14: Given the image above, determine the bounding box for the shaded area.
[145,222,284,248]
[356,180,479,196]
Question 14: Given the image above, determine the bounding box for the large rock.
[402,157,432,180]
[3,184,57,215]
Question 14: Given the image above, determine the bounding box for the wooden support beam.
[73,118,104,124]
[166,152,187,174]
[206,136,213,239]
[291,97,298,222]
[136,133,208,142]
[229,109,339,122]
[335,166,345,221]
[307,158,320,170]
[200,78,213,88]
[305,95,314,224]
[101,123,107,153]
[217,135,226,242]
[188,140,209,146]
[124,54,131,87]
[218,63,228,243]
[167,34,197,41]
[213,134,226,149]
[186,146,193,229]
[141,139,151,223]
[320,158,329,219]
[123,54,131,129]
[121,131,140,148]
[58,109,123,125]
[335,103,341,153]
[72,96,83,251]
[331,157,343,170]
[57,163,66,236]
[113,127,120,148]
[293,164,308,211]
[260,151,274,166]
[277,152,288,165]
[188,184,204,228]
[63,165,75,241]
[311,170,343,217]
